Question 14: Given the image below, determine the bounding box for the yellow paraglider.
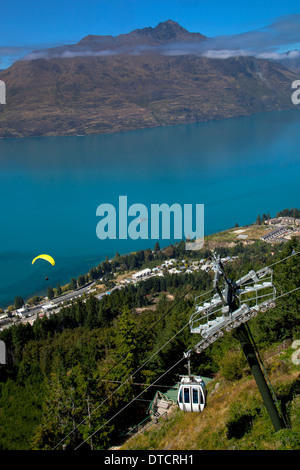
[32,254,55,266]
[32,254,55,281]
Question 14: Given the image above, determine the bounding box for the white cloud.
[5,15,300,66]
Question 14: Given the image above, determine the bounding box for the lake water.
[0,109,300,308]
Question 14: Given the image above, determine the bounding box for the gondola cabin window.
[193,388,199,404]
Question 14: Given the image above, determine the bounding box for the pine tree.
[69,278,77,290]
[77,274,86,287]
[113,310,145,379]
[47,286,54,300]
[56,283,62,296]
[154,241,160,252]
[14,296,24,309]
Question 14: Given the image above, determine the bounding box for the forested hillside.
[0,238,299,450]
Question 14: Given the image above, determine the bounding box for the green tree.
[56,284,62,296]
[14,296,24,309]
[31,372,74,449]
[31,367,115,450]
[77,275,86,287]
[154,241,160,252]
[47,286,54,300]
[255,238,300,344]
[69,278,77,290]
[220,349,246,381]
[89,267,98,281]
[112,310,149,380]
[11,322,34,361]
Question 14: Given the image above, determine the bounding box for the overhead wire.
[51,279,200,450]
[53,251,299,450]
[78,282,299,449]
[74,355,185,450]
[52,269,210,450]
[100,380,178,389]
[60,319,189,449]
[266,250,300,269]
[275,286,300,300]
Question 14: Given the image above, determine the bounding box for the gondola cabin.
[178,376,206,412]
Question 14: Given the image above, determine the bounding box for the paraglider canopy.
[32,254,55,280]
[32,254,55,266]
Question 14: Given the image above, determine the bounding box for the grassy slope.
[120,343,300,450]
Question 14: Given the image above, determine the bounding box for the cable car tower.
[181,254,286,431]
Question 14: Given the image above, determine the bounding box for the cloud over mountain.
[1,18,300,139]
[19,15,300,63]
[197,15,300,60]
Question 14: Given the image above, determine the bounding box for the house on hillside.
[266,216,300,226]
[148,391,176,420]
[148,376,214,419]
[132,268,151,279]
[260,226,289,242]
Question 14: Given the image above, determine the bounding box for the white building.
[169,268,181,274]
[16,307,28,317]
[132,268,152,279]
[41,303,54,311]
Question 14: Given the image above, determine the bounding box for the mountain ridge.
[26,20,207,59]
[0,20,299,138]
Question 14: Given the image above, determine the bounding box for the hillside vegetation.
[121,341,300,450]
[0,236,299,450]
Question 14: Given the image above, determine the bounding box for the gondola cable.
[52,318,192,450]
[74,355,185,450]
[53,254,299,449]
[266,250,300,269]
[76,284,300,448]
[51,278,201,451]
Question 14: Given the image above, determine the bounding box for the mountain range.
[0,20,299,138]
[278,52,300,74]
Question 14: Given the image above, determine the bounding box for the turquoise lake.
[0,109,300,308]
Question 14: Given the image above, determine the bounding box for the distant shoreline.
[1,108,299,141]
[2,213,299,313]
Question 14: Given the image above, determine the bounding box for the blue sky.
[1,0,300,68]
